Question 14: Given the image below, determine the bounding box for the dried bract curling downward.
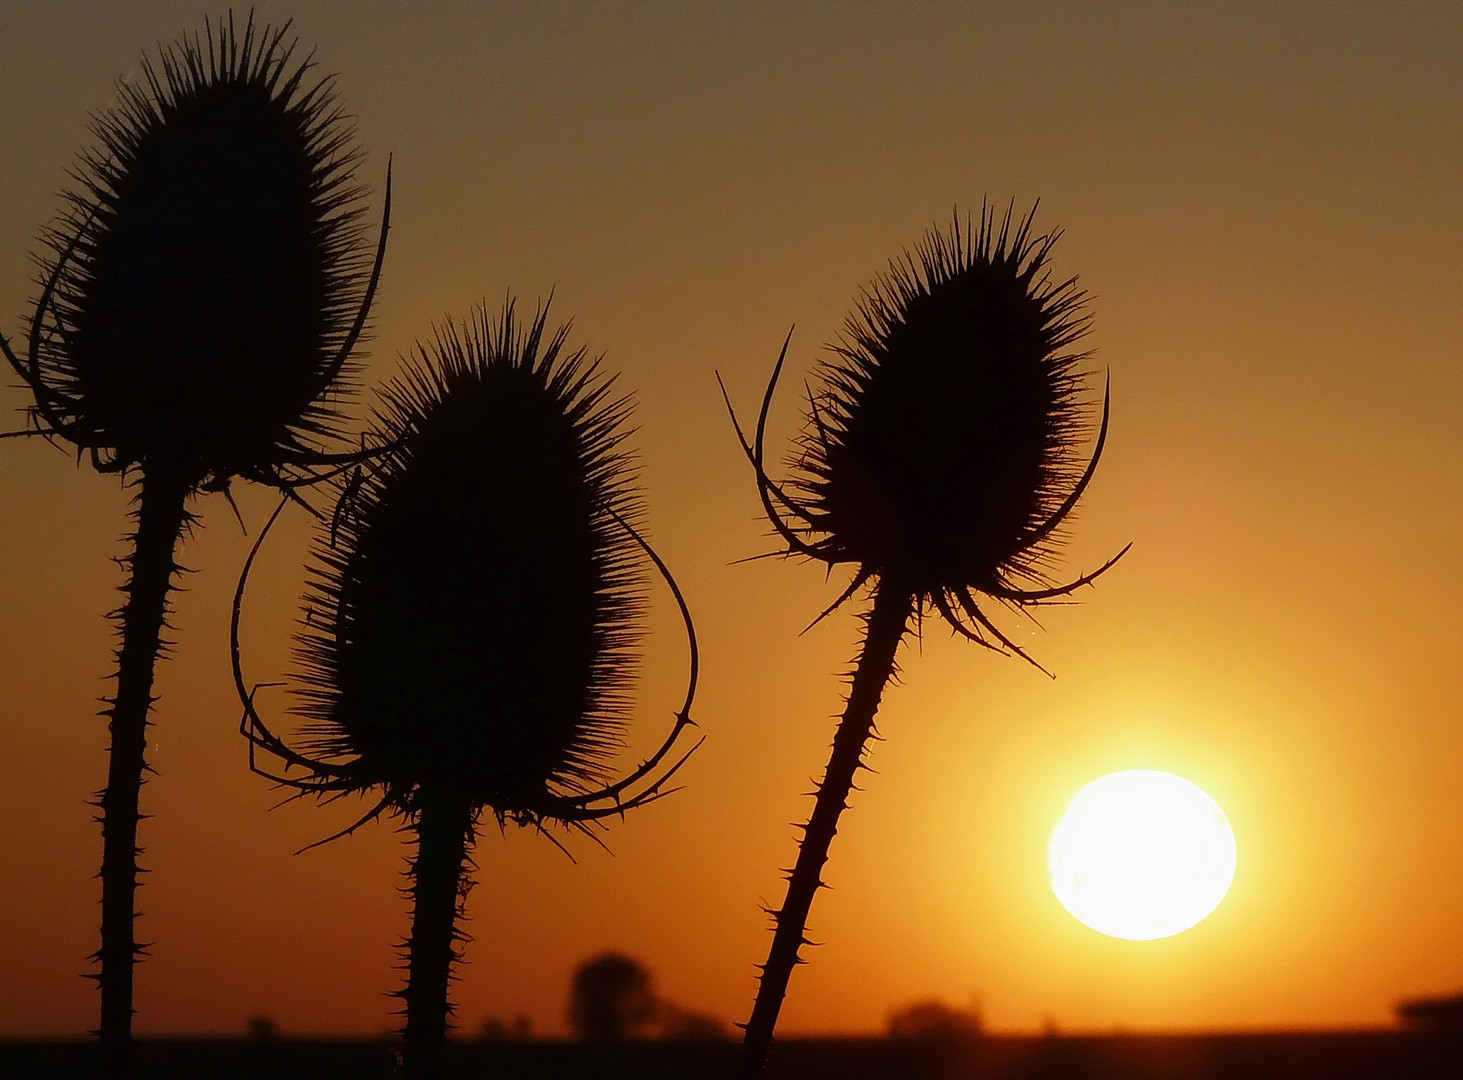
[6,11,385,484]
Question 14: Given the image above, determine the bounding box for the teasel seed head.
[727,202,1128,667]
[237,297,699,834]
[8,10,386,486]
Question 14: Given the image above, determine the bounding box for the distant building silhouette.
[1397,990,1463,1028]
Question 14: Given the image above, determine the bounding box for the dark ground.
[3,1030,1460,1080]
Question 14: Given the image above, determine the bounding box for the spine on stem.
[740,581,913,1080]
[400,787,477,1080]
[94,465,193,1078]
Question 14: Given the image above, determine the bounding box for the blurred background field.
[4,1029,1462,1080]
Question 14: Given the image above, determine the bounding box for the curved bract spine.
[0,15,386,1075]
[234,298,699,1080]
[725,203,1127,1078]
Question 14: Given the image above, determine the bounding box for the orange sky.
[1,1,1459,1041]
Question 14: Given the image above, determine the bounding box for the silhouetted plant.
[723,203,1128,1078]
[235,299,699,1080]
[0,14,386,1074]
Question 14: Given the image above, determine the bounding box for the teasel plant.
[0,14,388,1073]
[232,298,701,1080]
[723,203,1130,1078]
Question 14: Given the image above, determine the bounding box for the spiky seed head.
[292,299,646,815]
[32,12,375,482]
[793,203,1095,599]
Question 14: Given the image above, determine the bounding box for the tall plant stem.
[95,464,193,1079]
[401,787,476,1080]
[740,579,913,1079]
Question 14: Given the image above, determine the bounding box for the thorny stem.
[740,579,913,1079]
[95,464,194,1080]
[400,786,476,1080]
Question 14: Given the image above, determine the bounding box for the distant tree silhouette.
[658,1003,732,1041]
[0,14,387,1076]
[887,998,983,1040]
[568,953,658,1041]
[476,1014,531,1041]
[244,1014,280,1041]
[235,299,700,1080]
[723,204,1128,1078]
[567,952,729,1041]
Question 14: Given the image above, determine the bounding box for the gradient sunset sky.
[1,1,1458,1040]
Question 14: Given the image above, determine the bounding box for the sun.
[1048,770,1237,941]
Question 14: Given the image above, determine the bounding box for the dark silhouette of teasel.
[233,298,700,1080]
[0,12,388,1076]
[721,202,1129,1078]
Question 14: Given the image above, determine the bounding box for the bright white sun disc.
[1048,770,1237,941]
